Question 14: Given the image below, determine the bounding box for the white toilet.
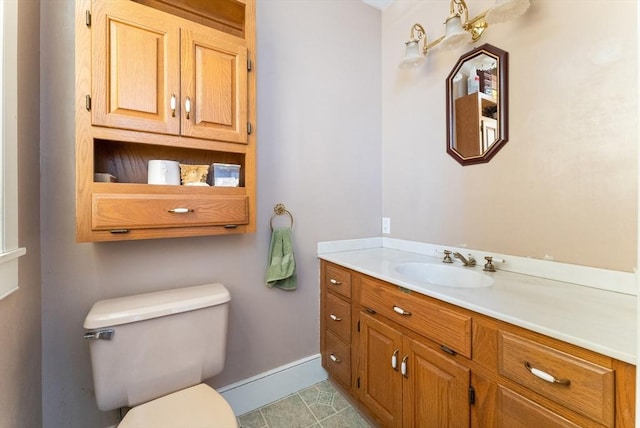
[83,283,238,427]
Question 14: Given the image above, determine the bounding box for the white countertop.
[318,247,637,365]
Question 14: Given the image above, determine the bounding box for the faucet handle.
[442,249,453,263]
[483,256,496,272]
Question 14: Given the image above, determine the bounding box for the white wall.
[382,0,638,272]
[40,1,381,426]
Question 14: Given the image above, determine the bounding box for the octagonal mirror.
[446,44,508,165]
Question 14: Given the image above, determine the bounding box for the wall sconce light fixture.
[400,0,529,68]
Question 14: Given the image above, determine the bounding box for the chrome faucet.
[453,252,476,267]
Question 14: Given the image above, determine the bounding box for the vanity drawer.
[498,331,614,427]
[92,194,249,230]
[324,264,352,299]
[497,386,582,428]
[324,331,351,387]
[325,293,351,342]
[360,275,472,358]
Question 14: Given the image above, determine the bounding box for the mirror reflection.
[446,44,508,165]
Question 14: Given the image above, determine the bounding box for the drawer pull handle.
[393,305,412,316]
[391,349,399,371]
[329,353,341,363]
[401,355,409,377]
[168,208,193,214]
[329,314,342,321]
[524,362,570,386]
[329,279,342,285]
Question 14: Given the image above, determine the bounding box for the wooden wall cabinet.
[454,92,497,158]
[319,261,636,428]
[75,0,256,242]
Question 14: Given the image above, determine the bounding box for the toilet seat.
[119,383,237,428]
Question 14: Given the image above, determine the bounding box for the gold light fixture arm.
[451,0,488,42]
[400,0,526,66]
[464,10,488,41]
[450,0,470,23]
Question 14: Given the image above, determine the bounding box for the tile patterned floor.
[237,380,371,428]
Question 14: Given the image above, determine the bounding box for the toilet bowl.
[83,283,237,427]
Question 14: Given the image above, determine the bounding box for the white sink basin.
[394,262,494,288]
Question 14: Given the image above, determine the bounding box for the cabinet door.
[92,0,180,135]
[403,337,471,428]
[359,312,403,428]
[181,27,248,143]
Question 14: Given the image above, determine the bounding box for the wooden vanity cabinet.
[76,0,256,241]
[318,261,636,428]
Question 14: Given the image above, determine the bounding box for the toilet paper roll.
[147,160,181,185]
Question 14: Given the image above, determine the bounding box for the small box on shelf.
[209,163,240,187]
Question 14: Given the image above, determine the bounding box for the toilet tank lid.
[83,283,230,329]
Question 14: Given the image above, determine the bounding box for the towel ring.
[270,203,294,230]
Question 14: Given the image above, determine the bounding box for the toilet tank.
[83,283,230,411]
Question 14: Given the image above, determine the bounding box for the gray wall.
[0,1,42,427]
[40,0,381,426]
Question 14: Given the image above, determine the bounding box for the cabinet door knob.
[524,362,570,385]
[391,349,400,371]
[329,353,341,363]
[329,314,342,322]
[170,94,176,117]
[185,96,191,120]
[329,278,342,286]
[401,355,409,377]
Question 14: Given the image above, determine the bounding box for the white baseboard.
[218,354,328,416]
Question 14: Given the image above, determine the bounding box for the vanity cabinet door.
[92,0,181,135]
[403,336,470,428]
[359,312,403,428]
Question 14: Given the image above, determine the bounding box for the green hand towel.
[266,227,297,290]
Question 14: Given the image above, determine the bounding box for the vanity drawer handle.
[329,314,342,321]
[167,208,193,214]
[329,278,342,285]
[393,305,412,316]
[329,353,342,363]
[524,362,570,386]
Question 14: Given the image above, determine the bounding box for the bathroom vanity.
[319,247,636,427]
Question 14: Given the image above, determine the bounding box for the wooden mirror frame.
[446,44,509,165]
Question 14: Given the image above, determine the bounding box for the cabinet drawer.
[92,194,249,230]
[360,276,472,358]
[498,331,614,427]
[324,331,351,387]
[324,264,352,299]
[497,386,581,428]
[325,293,351,342]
